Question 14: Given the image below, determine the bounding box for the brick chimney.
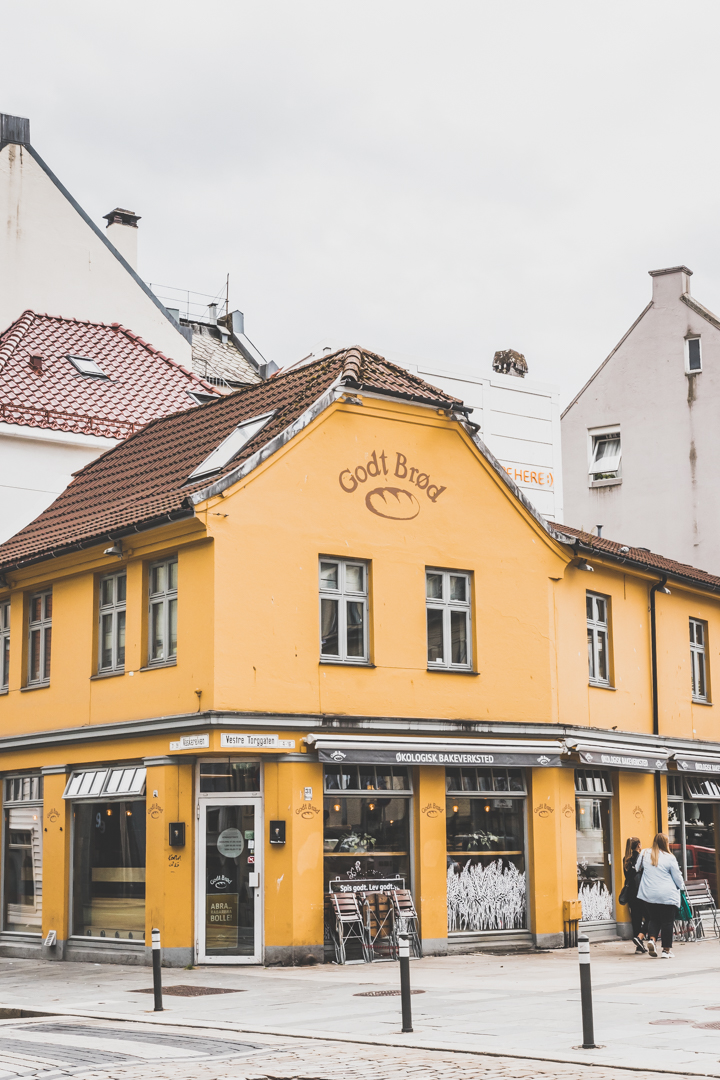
[103,207,141,272]
[649,265,692,306]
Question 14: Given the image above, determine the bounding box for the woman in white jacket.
[636,832,684,958]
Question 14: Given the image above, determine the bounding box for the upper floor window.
[426,569,472,670]
[148,558,177,665]
[99,571,126,673]
[686,337,702,374]
[28,590,52,687]
[586,592,611,686]
[690,618,708,702]
[319,558,368,663]
[588,430,621,483]
[0,601,9,690]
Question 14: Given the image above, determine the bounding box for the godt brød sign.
[339,450,447,520]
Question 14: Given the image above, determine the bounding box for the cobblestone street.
[0,1017,699,1080]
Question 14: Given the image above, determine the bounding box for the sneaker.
[635,946,645,954]
[632,936,647,953]
[661,950,674,959]
[647,939,657,957]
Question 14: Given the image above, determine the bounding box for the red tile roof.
[554,524,720,592]
[0,311,220,439]
[0,347,462,570]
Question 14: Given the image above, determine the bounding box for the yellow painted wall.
[144,761,195,954]
[413,766,448,946]
[527,768,577,943]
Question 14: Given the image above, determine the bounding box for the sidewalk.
[1,938,719,1076]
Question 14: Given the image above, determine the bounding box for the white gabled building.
[562,265,720,571]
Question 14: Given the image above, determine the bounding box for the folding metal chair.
[360,890,397,960]
[391,889,422,958]
[686,880,720,939]
[328,892,371,964]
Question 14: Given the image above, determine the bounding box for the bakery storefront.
[669,752,720,904]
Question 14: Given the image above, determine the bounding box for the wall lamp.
[104,543,123,557]
[576,559,594,572]
[659,585,671,595]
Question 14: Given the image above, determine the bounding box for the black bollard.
[398,932,413,1033]
[152,927,163,1012]
[577,934,595,1048]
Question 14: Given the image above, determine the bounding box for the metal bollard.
[398,932,413,1033]
[577,934,595,1048]
[152,927,163,1012]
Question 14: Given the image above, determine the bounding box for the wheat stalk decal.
[447,859,526,932]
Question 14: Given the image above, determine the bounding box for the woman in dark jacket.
[623,837,647,953]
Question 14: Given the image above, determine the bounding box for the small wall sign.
[170,734,210,751]
[220,733,295,750]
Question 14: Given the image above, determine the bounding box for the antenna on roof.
[225,273,229,320]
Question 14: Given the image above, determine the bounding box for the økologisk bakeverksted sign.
[318,748,562,767]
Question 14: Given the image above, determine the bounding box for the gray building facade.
[562,266,720,572]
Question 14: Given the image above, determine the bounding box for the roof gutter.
[565,534,720,597]
[0,506,196,577]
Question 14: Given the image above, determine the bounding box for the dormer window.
[188,412,274,481]
[67,354,108,378]
[686,337,702,374]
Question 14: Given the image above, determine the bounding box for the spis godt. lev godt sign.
[339,450,446,520]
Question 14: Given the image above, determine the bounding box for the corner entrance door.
[197,799,262,963]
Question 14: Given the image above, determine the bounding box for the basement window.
[67,354,108,378]
[187,411,274,480]
[686,337,702,374]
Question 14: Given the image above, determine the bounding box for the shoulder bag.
[618,853,644,906]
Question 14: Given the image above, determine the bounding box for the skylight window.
[67,354,108,378]
[188,412,274,480]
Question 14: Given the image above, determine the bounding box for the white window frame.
[66,353,108,378]
[318,557,369,664]
[63,766,147,800]
[0,600,9,690]
[685,336,702,375]
[426,568,473,671]
[188,412,275,480]
[98,571,126,674]
[27,589,52,687]
[587,591,611,687]
[690,617,709,702]
[148,558,178,666]
[588,426,622,484]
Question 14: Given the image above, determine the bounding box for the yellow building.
[0,346,718,966]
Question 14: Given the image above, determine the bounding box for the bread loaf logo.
[339,450,446,520]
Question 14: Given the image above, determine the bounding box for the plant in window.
[337,831,377,853]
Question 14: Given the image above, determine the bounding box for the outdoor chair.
[685,880,719,939]
[327,892,371,965]
[391,889,422,958]
[359,890,397,961]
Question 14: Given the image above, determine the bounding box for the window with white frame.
[27,590,52,686]
[690,618,708,701]
[426,569,472,670]
[98,571,126,673]
[686,337,702,374]
[319,558,368,662]
[148,558,177,665]
[586,592,611,686]
[588,430,621,482]
[1,600,9,690]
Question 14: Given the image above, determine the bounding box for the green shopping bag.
[678,891,693,922]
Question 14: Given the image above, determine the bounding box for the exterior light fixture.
[104,543,123,557]
[576,560,594,572]
[660,586,671,595]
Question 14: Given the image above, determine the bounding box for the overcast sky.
[3,2,720,405]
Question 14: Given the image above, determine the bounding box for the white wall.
[0,424,117,543]
[410,365,564,522]
[561,268,720,571]
[0,142,190,364]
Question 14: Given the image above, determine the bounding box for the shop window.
[446,777,527,933]
[2,775,43,934]
[426,569,472,670]
[98,571,126,674]
[324,764,411,793]
[200,763,261,793]
[588,429,621,483]
[575,770,613,922]
[319,558,369,663]
[667,782,685,878]
[685,776,720,799]
[0,600,9,690]
[586,593,611,687]
[148,558,177,665]
[690,619,709,702]
[71,800,146,940]
[27,589,52,687]
[682,797,719,903]
[574,769,612,794]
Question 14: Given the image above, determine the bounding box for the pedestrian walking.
[636,832,684,959]
[620,836,647,953]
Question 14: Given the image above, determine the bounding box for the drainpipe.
[649,576,668,832]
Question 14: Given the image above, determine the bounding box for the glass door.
[197,799,261,963]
